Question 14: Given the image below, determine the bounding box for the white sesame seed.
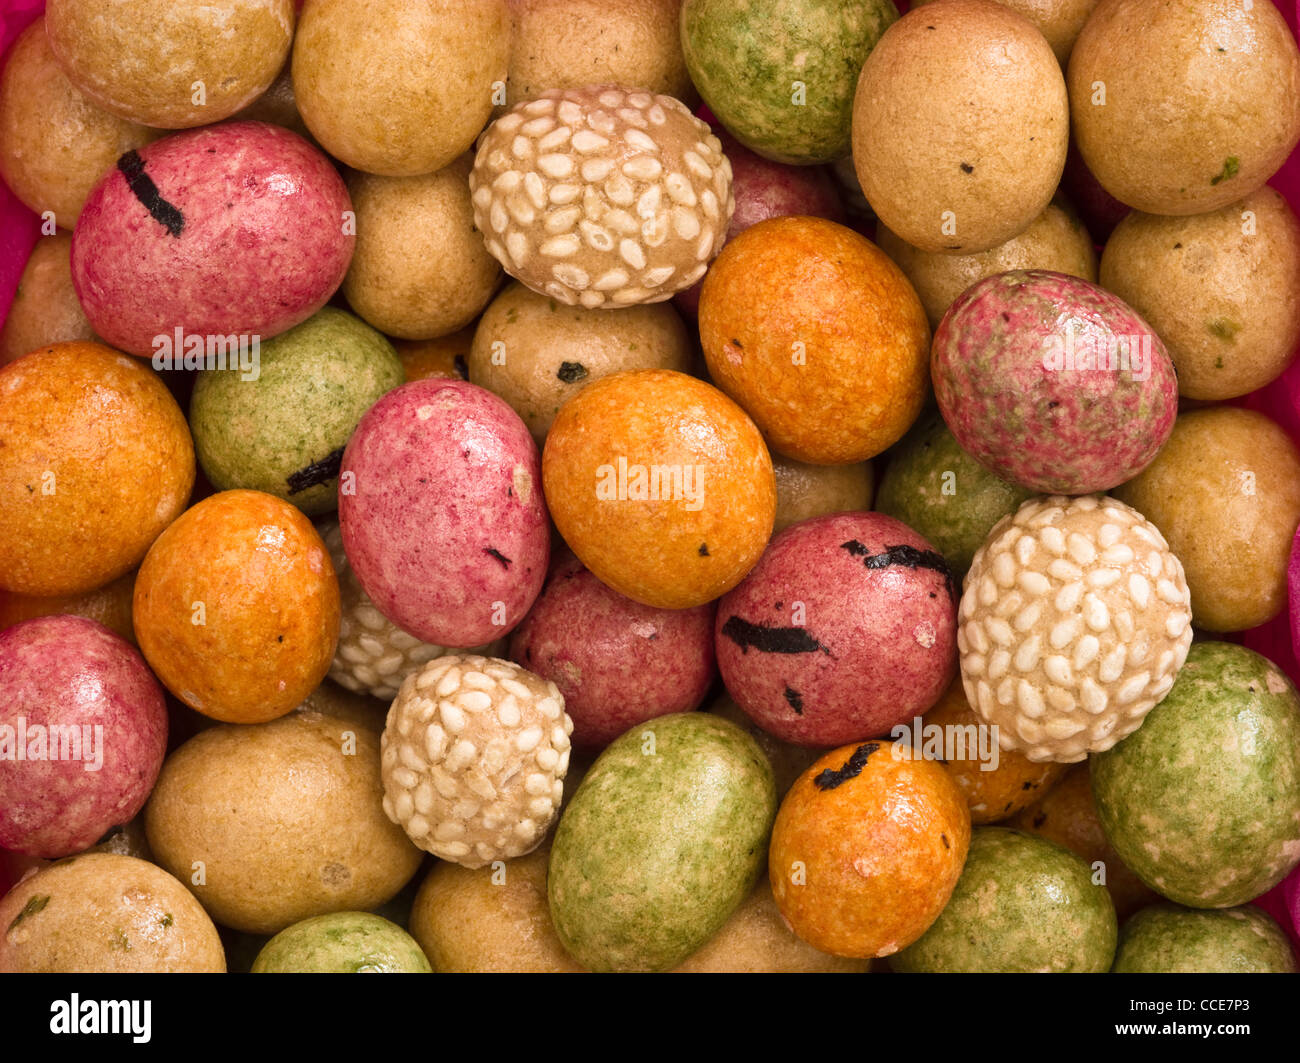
[538,153,574,178]
[496,697,521,728]
[439,701,466,734]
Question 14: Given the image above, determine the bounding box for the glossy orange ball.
[133,490,340,724]
[0,342,193,596]
[542,369,775,609]
[769,739,970,959]
[925,679,1067,825]
[699,216,930,464]
[0,570,137,644]
[395,327,473,383]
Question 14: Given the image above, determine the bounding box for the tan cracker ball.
[343,158,503,341]
[381,654,573,868]
[959,495,1193,764]
[506,0,695,107]
[1068,0,1300,216]
[0,19,159,228]
[0,853,225,973]
[851,0,1069,254]
[470,85,734,308]
[45,0,294,129]
[144,711,422,936]
[467,280,693,443]
[911,0,1099,67]
[293,0,510,177]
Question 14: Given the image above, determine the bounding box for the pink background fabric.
[0,0,45,320]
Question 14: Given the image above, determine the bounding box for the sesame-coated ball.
[470,85,733,308]
[958,495,1193,763]
[320,521,502,701]
[380,655,573,868]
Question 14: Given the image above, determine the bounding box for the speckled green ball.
[680,0,898,164]
[1112,904,1297,974]
[250,912,431,973]
[548,712,777,972]
[891,827,1117,972]
[189,307,403,516]
[1092,642,1300,909]
[875,412,1034,578]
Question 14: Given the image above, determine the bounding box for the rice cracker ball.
[959,495,1193,763]
[293,0,510,177]
[852,0,1068,253]
[45,0,294,129]
[698,216,930,464]
[470,85,733,307]
[542,369,775,609]
[379,655,573,868]
[1068,0,1300,215]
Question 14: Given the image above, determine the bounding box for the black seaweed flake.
[941,833,950,849]
[720,616,830,656]
[117,150,184,237]
[698,543,710,556]
[557,361,588,384]
[286,447,345,494]
[841,540,957,604]
[783,686,804,715]
[814,743,880,790]
[484,547,512,569]
[960,162,974,174]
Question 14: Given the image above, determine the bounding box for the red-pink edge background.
[0,0,1298,953]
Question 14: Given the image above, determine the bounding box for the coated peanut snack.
[3,0,1300,993]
